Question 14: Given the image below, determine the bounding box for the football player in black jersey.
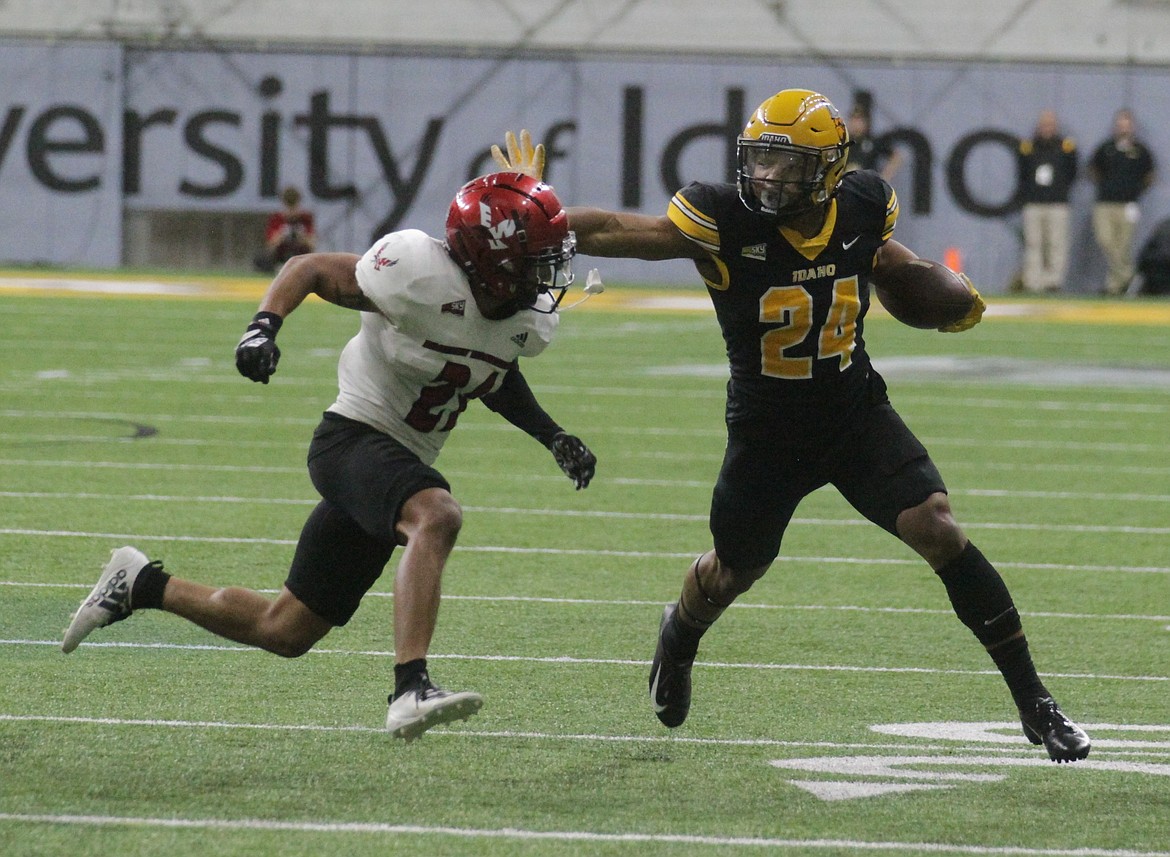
[494,92,1090,762]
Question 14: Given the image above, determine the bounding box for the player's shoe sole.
[62,546,151,653]
[386,686,483,742]
[1019,696,1091,762]
[649,603,693,728]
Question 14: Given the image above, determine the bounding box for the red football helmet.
[446,172,575,315]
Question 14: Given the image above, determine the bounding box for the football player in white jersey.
[63,173,597,742]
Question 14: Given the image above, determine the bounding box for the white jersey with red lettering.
[328,229,558,464]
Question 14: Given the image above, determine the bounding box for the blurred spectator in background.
[255,186,316,273]
[843,90,902,181]
[1017,109,1078,293]
[1088,108,1156,295]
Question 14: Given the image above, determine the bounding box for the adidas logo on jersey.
[510,332,529,347]
[441,300,466,316]
[741,243,767,260]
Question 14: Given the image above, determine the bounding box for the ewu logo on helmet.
[446,173,574,315]
[478,201,517,250]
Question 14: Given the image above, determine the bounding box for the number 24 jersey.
[668,170,898,431]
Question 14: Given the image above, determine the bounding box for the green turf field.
[2,285,1169,856]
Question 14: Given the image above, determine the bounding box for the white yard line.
[0,713,992,750]
[7,455,1170,481]
[4,527,1170,573]
[0,810,1166,856]
[4,408,1170,452]
[1,713,1168,757]
[9,489,1170,506]
[6,582,1168,623]
[2,639,1166,683]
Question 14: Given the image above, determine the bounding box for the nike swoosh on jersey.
[842,235,860,250]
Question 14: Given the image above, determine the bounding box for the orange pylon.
[943,246,963,273]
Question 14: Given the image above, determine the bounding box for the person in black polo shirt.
[1018,110,1078,293]
[1089,108,1156,295]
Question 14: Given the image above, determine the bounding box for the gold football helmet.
[737,89,850,217]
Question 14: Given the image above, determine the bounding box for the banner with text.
[3,41,1168,291]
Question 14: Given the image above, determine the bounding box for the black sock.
[988,635,1050,709]
[935,541,1048,707]
[392,658,428,700]
[129,561,170,610]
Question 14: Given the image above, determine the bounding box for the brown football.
[873,259,974,329]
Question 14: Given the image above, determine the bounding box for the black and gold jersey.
[668,170,897,431]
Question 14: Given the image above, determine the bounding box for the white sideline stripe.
[1,490,321,507]
[958,488,1170,503]
[1,814,1164,857]
[0,408,318,427]
[0,458,706,487]
[9,454,1170,482]
[0,433,303,449]
[8,456,1170,483]
[9,582,1169,623]
[6,393,1170,414]
[5,715,1170,762]
[6,524,1170,571]
[3,527,1169,574]
[924,436,1170,454]
[7,368,1170,411]
[0,529,694,555]
[3,434,1170,474]
[0,714,1008,751]
[4,716,1169,765]
[6,639,1167,682]
[895,395,1170,415]
[4,409,1169,453]
[0,457,305,474]
[10,488,1170,507]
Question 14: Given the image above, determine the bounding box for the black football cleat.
[648,604,694,728]
[1019,696,1091,762]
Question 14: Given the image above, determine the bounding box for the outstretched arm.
[236,252,376,384]
[566,206,705,261]
[490,129,704,264]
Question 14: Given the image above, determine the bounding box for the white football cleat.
[385,680,483,742]
[62,546,152,653]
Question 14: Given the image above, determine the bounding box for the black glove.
[235,311,283,383]
[550,432,596,490]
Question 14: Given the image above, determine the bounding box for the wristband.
[250,311,283,334]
